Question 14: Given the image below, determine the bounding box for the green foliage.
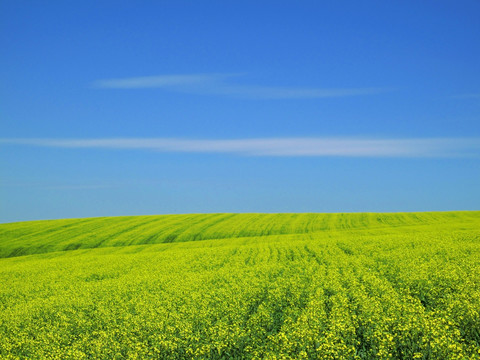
[0,212,479,359]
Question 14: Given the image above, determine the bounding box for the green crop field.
[1,212,479,359]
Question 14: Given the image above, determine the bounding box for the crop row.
[1,222,479,359]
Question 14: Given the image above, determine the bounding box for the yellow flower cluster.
[0,212,479,359]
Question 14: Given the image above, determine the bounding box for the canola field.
[0,212,479,359]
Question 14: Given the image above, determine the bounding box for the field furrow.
[1,212,479,359]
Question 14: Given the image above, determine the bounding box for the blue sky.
[1,0,479,222]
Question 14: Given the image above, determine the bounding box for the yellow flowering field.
[0,212,479,359]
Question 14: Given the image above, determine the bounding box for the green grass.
[1,212,479,359]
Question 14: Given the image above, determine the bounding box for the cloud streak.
[2,137,480,158]
[93,74,389,99]
[93,73,235,89]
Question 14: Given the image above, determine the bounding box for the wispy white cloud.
[93,73,238,89]
[1,137,479,158]
[93,73,390,99]
[202,85,386,99]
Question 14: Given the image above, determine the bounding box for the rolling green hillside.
[1,212,480,359]
[1,211,478,258]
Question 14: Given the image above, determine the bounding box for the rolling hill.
[1,212,479,359]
